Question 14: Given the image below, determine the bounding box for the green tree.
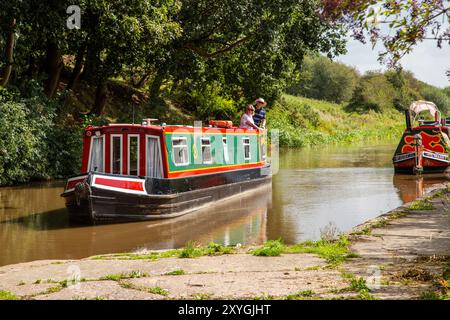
[287,55,359,103]
[443,86,450,98]
[384,69,422,111]
[76,0,182,115]
[420,86,450,115]
[347,71,396,113]
[148,0,347,104]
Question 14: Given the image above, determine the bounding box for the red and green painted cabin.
[61,121,271,223]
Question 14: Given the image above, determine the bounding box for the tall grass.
[267,94,404,147]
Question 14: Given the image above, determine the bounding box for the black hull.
[394,166,449,174]
[62,167,272,223]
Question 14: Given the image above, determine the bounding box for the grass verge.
[100,270,148,281]
[409,199,434,211]
[0,290,19,300]
[92,242,235,261]
[250,235,357,266]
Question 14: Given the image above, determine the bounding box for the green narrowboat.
[61,119,272,223]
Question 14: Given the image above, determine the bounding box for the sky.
[337,37,450,88]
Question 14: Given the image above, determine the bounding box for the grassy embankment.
[71,85,405,149]
[267,94,404,148]
[78,81,405,149]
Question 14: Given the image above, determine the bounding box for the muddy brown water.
[0,142,448,267]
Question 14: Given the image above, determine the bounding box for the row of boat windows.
[89,135,265,175]
[172,137,257,166]
[89,135,162,178]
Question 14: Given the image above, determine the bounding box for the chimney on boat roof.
[142,118,158,126]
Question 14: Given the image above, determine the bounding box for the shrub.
[0,85,85,185]
[0,99,52,185]
[45,124,84,179]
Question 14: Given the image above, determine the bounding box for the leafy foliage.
[188,82,240,121]
[420,86,450,114]
[287,55,359,103]
[324,0,450,77]
[347,71,397,113]
[0,87,56,185]
[0,84,84,185]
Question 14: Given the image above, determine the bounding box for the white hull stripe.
[423,152,450,163]
[393,152,415,163]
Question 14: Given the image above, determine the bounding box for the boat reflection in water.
[392,174,449,203]
[0,183,271,267]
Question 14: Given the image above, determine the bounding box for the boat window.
[222,137,229,164]
[111,135,122,174]
[243,137,251,160]
[89,136,104,172]
[201,137,212,164]
[146,136,162,178]
[128,135,139,175]
[172,137,189,166]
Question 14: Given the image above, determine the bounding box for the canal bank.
[1,183,449,300]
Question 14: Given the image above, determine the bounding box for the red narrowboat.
[61,119,272,223]
[393,101,450,174]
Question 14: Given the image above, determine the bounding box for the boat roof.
[409,100,439,117]
[84,123,262,135]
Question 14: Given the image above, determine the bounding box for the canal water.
[0,142,448,266]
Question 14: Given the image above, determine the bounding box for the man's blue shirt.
[253,108,266,127]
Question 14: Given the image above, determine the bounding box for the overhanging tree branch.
[183,34,253,58]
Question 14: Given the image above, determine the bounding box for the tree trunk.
[0,19,16,87]
[149,68,166,102]
[135,70,151,88]
[44,42,63,98]
[67,44,86,91]
[82,43,99,83]
[89,80,108,115]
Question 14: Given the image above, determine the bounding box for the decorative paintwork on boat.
[61,120,271,223]
[393,101,450,174]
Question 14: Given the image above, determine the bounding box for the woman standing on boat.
[240,104,261,130]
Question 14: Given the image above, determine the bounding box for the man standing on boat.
[253,98,267,129]
[240,105,260,130]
